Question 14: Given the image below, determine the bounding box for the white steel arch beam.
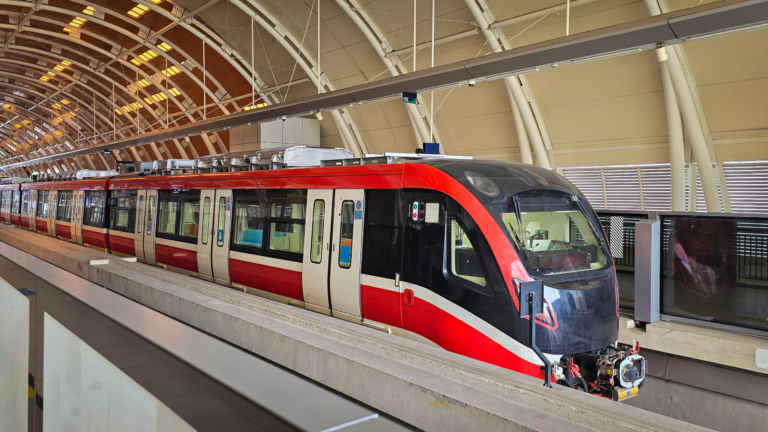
[335,0,442,152]
[463,0,552,168]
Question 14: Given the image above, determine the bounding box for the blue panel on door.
[340,245,351,266]
[354,210,362,220]
[218,229,224,243]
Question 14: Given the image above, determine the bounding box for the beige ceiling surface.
[193,0,767,166]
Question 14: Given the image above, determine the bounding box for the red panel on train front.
[109,234,135,257]
[156,243,198,273]
[230,258,303,301]
[83,229,108,250]
[57,224,71,240]
[401,293,544,379]
[35,220,48,233]
[361,285,401,327]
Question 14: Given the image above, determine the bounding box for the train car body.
[3,154,646,401]
[0,184,21,225]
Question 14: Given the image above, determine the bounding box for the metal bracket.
[519,280,552,388]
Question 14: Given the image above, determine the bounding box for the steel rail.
[3,0,768,170]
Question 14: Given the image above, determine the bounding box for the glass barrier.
[597,211,654,310]
[660,214,768,333]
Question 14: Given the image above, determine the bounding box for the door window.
[147,196,154,234]
[268,200,305,255]
[137,195,145,233]
[21,191,30,214]
[179,196,199,240]
[446,217,487,287]
[217,197,226,247]
[110,190,137,233]
[158,199,178,235]
[338,200,354,269]
[37,190,49,218]
[84,191,108,228]
[310,200,325,263]
[234,199,264,249]
[201,197,211,245]
[57,191,73,222]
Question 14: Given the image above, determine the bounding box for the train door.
[135,190,147,262]
[28,190,37,231]
[211,190,232,285]
[197,190,215,281]
[329,189,365,322]
[72,190,84,244]
[143,189,158,264]
[49,190,58,236]
[302,189,334,315]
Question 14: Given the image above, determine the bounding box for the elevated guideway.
[0,224,711,432]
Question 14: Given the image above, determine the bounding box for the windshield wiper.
[511,196,526,250]
[507,221,523,250]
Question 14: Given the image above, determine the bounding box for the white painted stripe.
[230,250,303,273]
[56,221,71,227]
[402,281,561,366]
[82,225,108,233]
[361,274,399,292]
[109,230,134,239]
[155,237,197,251]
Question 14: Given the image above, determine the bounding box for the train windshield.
[501,191,608,276]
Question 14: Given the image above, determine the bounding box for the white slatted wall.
[561,162,768,214]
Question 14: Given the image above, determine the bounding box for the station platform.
[0,223,716,432]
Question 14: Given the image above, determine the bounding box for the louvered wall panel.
[638,166,671,211]
[723,163,768,214]
[562,169,606,209]
[603,168,642,210]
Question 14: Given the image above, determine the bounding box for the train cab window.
[137,195,144,233]
[20,191,30,214]
[37,190,50,218]
[446,217,487,287]
[12,192,20,213]
[110,190,136,233]
[84,191,108,228]
[201,197,211,245]
[56,191,73,222]
[268,198,305,256]
[338,201,354,268]
[309,200,325,263]
[217,197,226,247]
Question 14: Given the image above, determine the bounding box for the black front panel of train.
[363,189,617,355]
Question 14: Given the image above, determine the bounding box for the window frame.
[109,190,137,233]
[83,190,109,228]
[156,190,200,244]
[442,210,493,296]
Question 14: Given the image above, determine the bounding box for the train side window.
[84,191,108,228]
[234,198,265,249]
[338,200,354,269]
[268,198,306,255]
[12,192,20,213]
[57,191,73,222]
[137,195,144,233]
[147,195,154,234]
[37,190,49,218]
[20,191,30,214]
[309,200,325,263]
[216,197,226,247]
[201,197,211,245]
[178,193,200,241]
[446,216,487,287]
[158,192,178,237]
[110,190,136,233]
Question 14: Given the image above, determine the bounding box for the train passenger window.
[37,190,49,218]
[310,200,324,263]
[446,217,487,287]
[20,191,30,214]
[137,196,144,233]
[362,190,403,279]
[56,191,73,222]
[234,197,265,249]
[147,196,154,234]
[12,192,20,213]
[158,198,178,236]
[201,197,211,244]
[217,197,226,247]
[110,190,136,233]
[178,196,199,240]
[84,191,108,228]
[268,199,305,255]
[338,201,354,269]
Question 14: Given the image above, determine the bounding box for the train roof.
[22,178,110,191]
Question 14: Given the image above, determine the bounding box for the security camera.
[281,116,287,122]
[468,79,476,88]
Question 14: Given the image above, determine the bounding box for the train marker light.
[402,92,417,104]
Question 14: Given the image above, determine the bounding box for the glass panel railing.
[660,213,768,333]
[597,211,655,310]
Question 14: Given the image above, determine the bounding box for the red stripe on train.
[11,215,19,226]
[361,285,401,327]
[82,229,108,250]
[156,243,198,273]
[57,224,71,240]
[20,216,30,229]
[230,258,303,301]
[109,234,135,257]
[35,220,48,233]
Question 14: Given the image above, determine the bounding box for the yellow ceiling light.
[151,92,167,102]
[115,109,122,115]
[61,60,71,66]
[53,131,63,138]
[121,105,132,113]
[136,79,151,88]
[2,104,10,109]
[60,99,70,105]
[40,76,50,82]
[127,4,150,19]
[14,124,21,128]
[168,87,180,96]
[53,65,65,72]
[156,42,172,52]
[52,104,62,109]
[138,49,159,62]
[130,58,142,66]
[83,6,95,15]
[46,72,56,77]
[243,103,267,111]
[161,65,182,77]
[143,97,153,105]
[68,16,87,28]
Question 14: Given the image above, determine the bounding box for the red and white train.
[0,148,645,400]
